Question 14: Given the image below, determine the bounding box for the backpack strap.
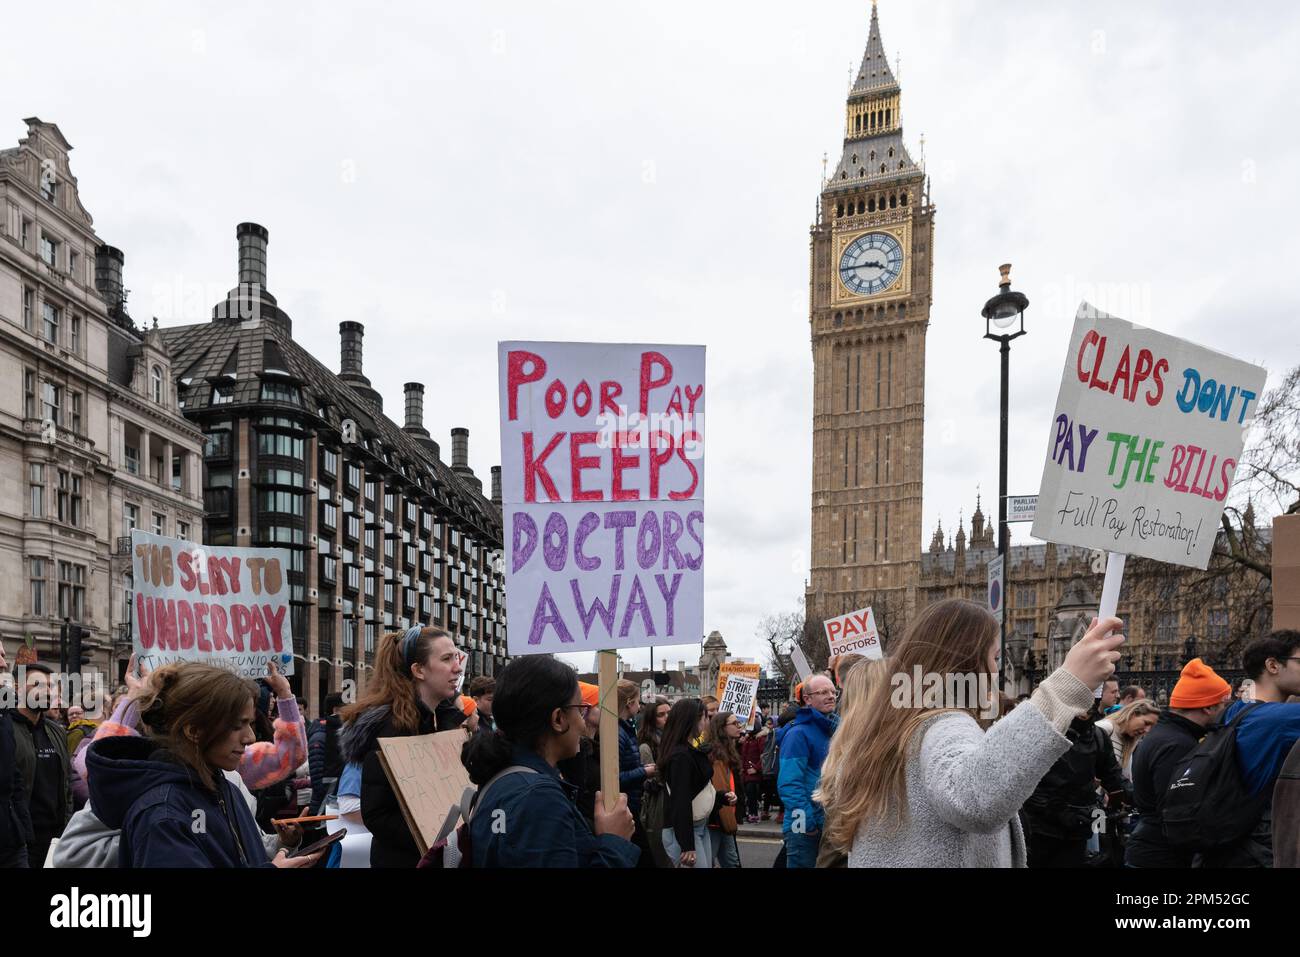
[466,765,537,823]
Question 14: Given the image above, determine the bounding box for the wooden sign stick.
[598,649,619,813]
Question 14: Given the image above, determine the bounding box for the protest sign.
[715,661,761,700]
[498,341,706,656]
[130,530,294,677]
[1032,304,1267,570]
[718,674,760,724]
[376,730,472,855]
[822,607,883,659]
[789,645,812,681]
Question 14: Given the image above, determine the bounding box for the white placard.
[499,342,705,655]
[822,607,883,660]
[718,674,759,724]
[1031,304,1267,569]
[1007,495,1038,524]
[130,530,294,678]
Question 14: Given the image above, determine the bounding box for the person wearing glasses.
[1201,631,1300,867]
[777,672,838,868]
[462,656,638,867]
[337,626,467,868]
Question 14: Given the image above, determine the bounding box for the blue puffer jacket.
[777,707,835,836]
[87,736,271,868]
[618,718,646,814]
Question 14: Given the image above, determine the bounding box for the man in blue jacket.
[778,673,837,868]
[1206,630,1300,867]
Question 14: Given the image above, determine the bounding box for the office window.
[153,512,166,536]
[23,288,34,331]
[69,392,82,434]
[125,442,140,474]
[68,250,78,279]
[70,315,81,353]
[40,235,58,268]
[24,370,37,417]
[258,490,304,516]
[204,430,231,458]
[29,464,45,518]
[258,467,304,488]
[152,366,164,404]
[41,382,60,425]
[346,463,361,490]
[211,383,234,405]
[30,558,47,616]
[124,502,139,534]
[178,521,191,541]
[58,561,86,620]
[256,433,304,459]
[57,470,70,523]
[322,502,337,529]
[322,448,338,477]
[259,381,301,405]
[41,302,60,344]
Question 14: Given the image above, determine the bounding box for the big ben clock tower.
[807,1,933,633]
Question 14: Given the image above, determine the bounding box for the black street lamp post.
[982,264,1029,692]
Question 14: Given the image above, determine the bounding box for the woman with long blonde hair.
[815,598,1123,867]
[1096,699,1161,780]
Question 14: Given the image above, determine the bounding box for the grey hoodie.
[51,770,281,868]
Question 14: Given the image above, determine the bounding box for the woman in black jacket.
[657,698,728,868]
[337,626,466,867]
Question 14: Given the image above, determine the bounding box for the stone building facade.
[807,5,932,628]
[0,118,203,679]
[159,223,506,714]
[919,496,1266,699]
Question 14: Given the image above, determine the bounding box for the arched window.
[880,164,887,174]
[836,203,844,218]
[888,147,895,158]
[857,199,865,214]
[900,192,908,205]
[859,168,866,177]
[885,108,891,127]
[151,365,164,404]
[868,197,876,212]
[851,154,858,165]
[889,194,897,209]
[870,150,876,162]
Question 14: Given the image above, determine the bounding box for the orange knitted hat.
[459,695,477,716]
[578,682,600,708]
[1168,658,1231,709]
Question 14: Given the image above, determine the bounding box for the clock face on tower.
[838,232,904,297]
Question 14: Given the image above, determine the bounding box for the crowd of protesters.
[4,606,1300,868]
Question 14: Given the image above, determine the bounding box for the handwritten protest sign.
[1032,304,1267,570]
[719,674,760,724]
[823,607,883,659]
[498,342,706,656]
[130,530,293,677]
[377,730,472,855]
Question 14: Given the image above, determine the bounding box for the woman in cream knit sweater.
[816,598,1124,868]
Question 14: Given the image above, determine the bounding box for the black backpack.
[1162,702,1265,849]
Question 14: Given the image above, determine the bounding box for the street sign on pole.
[1007,495,1037,524]
[987,555,1005,624]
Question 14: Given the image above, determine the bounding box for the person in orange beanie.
[459,694,480,734]
[1126,657,1232,868]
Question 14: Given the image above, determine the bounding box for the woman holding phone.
[86,663,323,868]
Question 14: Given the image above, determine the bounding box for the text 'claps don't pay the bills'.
[498,342,706,656]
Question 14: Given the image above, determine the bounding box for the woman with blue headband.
[338,625,466,867]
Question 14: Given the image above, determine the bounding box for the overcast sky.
[7,1,1297,672]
